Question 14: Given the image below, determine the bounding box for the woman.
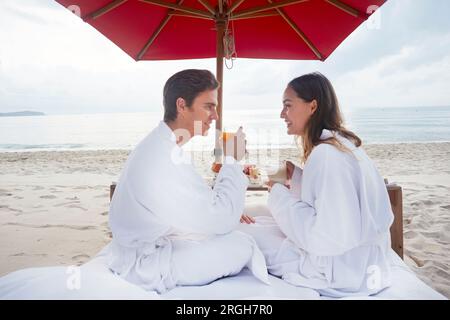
[240,72,394,297]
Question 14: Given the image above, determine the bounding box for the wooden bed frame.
[109,183,404,259]
[386,185,404,259]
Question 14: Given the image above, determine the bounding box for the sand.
[0,143,449,298]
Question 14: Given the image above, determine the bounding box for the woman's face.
[280,86,317,136]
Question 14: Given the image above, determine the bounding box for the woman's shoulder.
[306,144,336,169]
[311,140,344,156]
[309,138,357,165]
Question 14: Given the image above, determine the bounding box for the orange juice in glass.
[221,128,246,160]
[222,131,237,155]
[222,131,234,142]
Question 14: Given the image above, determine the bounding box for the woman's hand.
[286,160,295,180]
[265,179,290,192]
[240,214,255,224]
[265,179,275,192]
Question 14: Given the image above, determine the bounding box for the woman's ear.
[310,100,318,115]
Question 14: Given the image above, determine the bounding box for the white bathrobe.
[105,121,268,293]
[241,129,394,297]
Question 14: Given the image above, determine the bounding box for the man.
[105,69,268,293]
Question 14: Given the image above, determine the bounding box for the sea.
[0,106,449,152]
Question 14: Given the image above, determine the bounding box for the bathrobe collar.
[156,121,177,143]
[319,128,358,151]
[320,129,334,140]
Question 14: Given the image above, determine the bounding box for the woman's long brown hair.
[288,72,362,163]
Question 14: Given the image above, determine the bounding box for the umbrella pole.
[215,18,226,163]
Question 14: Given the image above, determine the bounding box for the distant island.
[0,111,45,117]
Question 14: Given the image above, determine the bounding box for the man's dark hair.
[163,69,219,122]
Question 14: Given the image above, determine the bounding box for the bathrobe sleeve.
[268,144,362,256]
[289,165,303,198]
[132,152,249,236]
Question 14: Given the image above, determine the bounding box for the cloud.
[335,33,450,108]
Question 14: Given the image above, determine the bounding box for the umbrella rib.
[169,11,214,20]
[230,10,279,21]
[324,0,365,19]
[137,0,186,60]
[84,0,128,20]
[232,0,308,19]
[136,15,172,60]
[197,0,216,15]
[268,0,323,60]
[228,0,246,14]
[139,0,214,19]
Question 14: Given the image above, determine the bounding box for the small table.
[247,185,269,191]
[204,176,268,191]
[109,180,268,200]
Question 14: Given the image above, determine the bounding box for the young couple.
[106,69,394,298]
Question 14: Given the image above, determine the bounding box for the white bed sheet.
[0,249,445,300]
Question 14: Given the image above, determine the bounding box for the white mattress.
[0,249,445,300]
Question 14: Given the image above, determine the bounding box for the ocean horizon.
[1,106,450,152]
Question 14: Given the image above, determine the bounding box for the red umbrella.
[55,0,386,158]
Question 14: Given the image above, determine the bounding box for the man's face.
[184,89,219,137]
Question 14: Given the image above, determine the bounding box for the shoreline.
[2,140,450,154]
[1,143,449,298]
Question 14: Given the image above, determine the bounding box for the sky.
[0,0,450,115]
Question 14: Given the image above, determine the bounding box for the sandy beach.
[0,143,449,298]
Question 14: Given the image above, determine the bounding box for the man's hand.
[240,214,255,224]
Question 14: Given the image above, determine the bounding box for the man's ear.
[176,97,186,115]
[310,100,318,115]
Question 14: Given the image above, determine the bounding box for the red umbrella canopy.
[55,0,386,161]
[56,0,386,61]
